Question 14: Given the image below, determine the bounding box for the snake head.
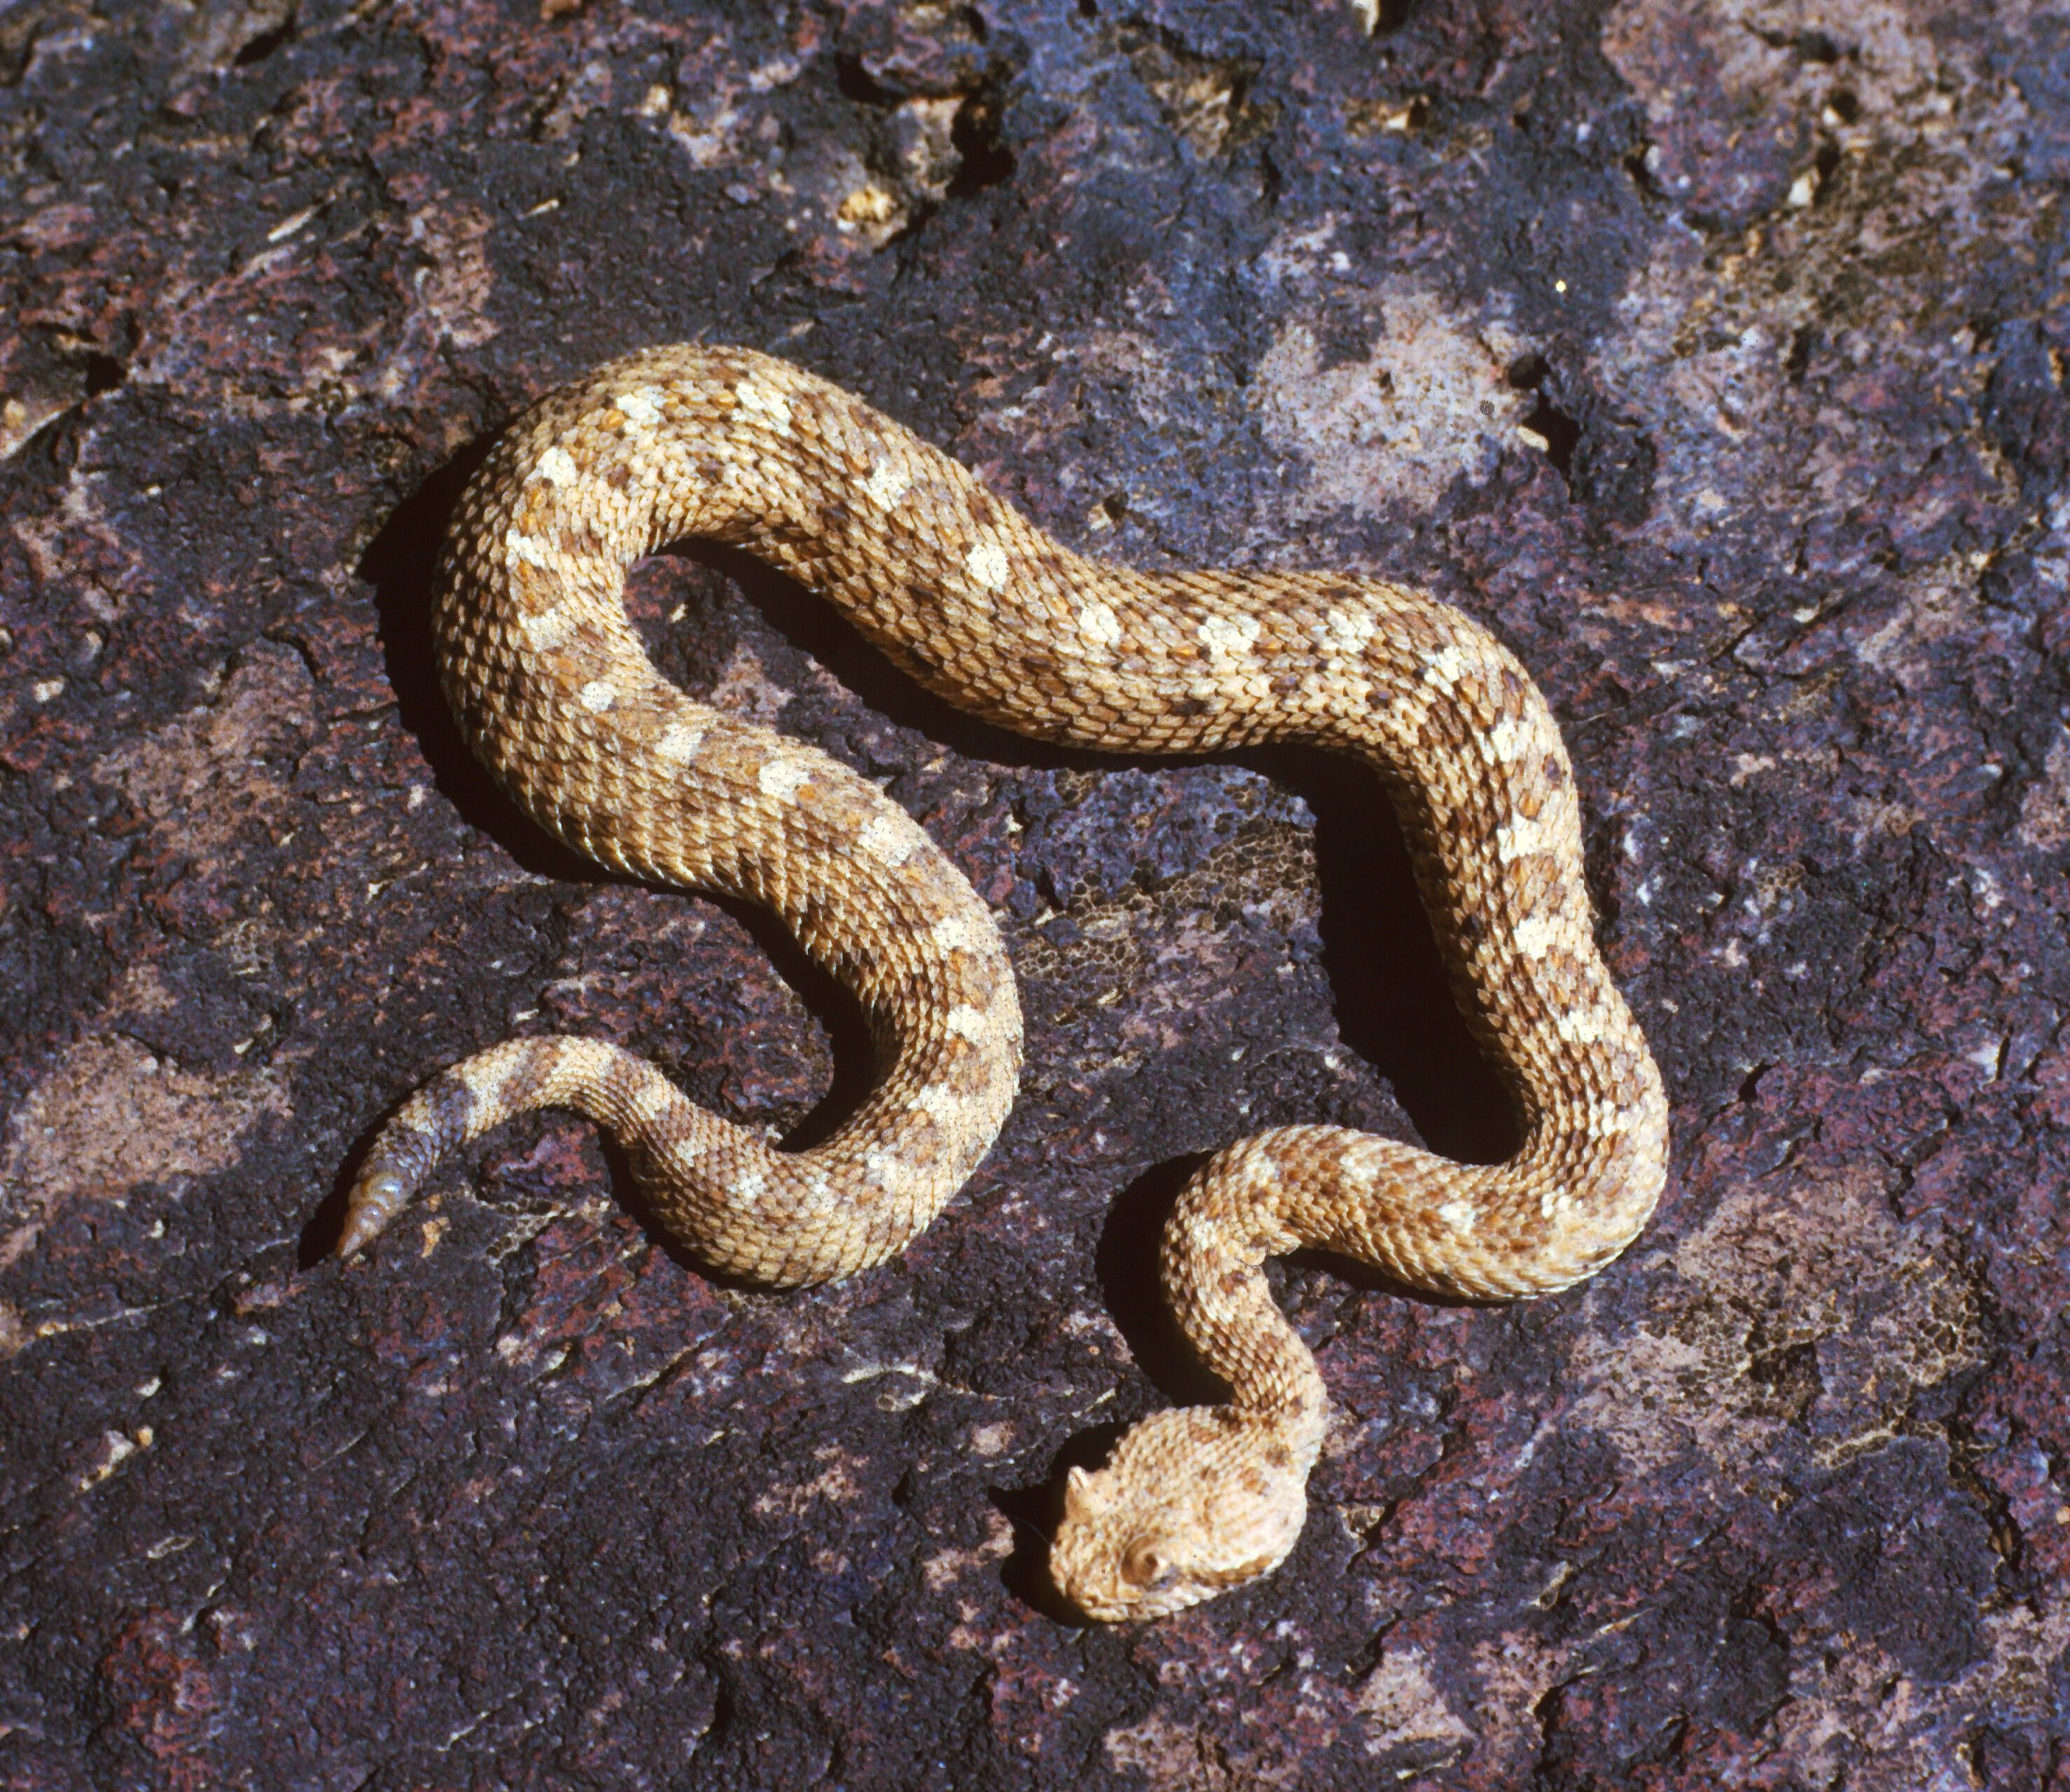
[1046,1408,1310,1622]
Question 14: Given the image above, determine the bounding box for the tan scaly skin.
[340,344,1669,1622]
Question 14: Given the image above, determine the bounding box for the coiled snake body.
[343,345,1669,1620]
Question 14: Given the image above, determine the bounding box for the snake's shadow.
[356,429,1524,1615]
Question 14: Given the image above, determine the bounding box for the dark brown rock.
[2,1,2066,1786]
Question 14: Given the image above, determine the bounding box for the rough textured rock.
[1,1,2066,1786]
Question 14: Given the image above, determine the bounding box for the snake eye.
[1120,1536,1177,1591]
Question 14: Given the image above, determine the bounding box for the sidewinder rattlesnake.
[340,343,1669,1621]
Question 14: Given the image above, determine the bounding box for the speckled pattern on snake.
[340,343,1670,1623]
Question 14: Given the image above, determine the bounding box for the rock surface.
[3,1,2067,1786]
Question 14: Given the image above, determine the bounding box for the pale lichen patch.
[1,1036,289,1271]
[1567,1164,1982,1478]
[1253,282,1527,520]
